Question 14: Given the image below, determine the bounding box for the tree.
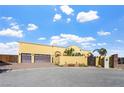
[64,48,75,56]
[63,48,83,56]
[93,48,107,56]
[93,48,107,66]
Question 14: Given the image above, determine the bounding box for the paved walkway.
[0,67,124,87]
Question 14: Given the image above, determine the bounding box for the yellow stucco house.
[18,42,96,66]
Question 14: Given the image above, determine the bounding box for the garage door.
[34,54,50,63]
[21,53,31,63]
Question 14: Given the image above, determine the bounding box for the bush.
[68,64,75,67]
[79,64,84,67]
[59,65,64,67]
[79,64,87,67]
[54,63,59,66]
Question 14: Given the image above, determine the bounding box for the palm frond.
[93,49,99,53]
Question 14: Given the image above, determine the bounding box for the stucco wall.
[52,56,59,64]
[95,56,99,66]
[19,42,91,56]
[58,56,87,66]
[19,42,65,55]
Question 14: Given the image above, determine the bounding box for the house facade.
[18,42,92,66]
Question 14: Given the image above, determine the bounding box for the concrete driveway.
[0,62,56,70]
[0,67,124,87]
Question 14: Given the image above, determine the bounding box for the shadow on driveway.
[0,69,12,73]
[0,61,12,73]
[0,61,12,66]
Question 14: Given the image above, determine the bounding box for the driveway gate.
[88,55,96,66]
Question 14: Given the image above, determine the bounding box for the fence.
[0,54,18,63]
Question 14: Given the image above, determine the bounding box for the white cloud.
[60,5,74,15]
[60,34,95,43]
[10,25,20,30]
[97,42,107,46]
[51,36,60,40]
[27,24,38,31]
[54,8,57,11]
[116,40,123,43]
[81,43,96,48]
[0,16,24,38]
[38,37,46,40]
[53,14,62,22]
[0,42,18,54]
[51,38,68,46]
[1,16,20,30]
[1,16,13,20]
[66,18,71,23]
[76,10,99,23]
[50,35,68,46]
[50,33,95,46]
[1,17,20,30]
[113,28,118,31]
[97,30,111,36]
[0,28,23,38]
[109,49,124,57]
[10,23,20,30]
[81,42,107,48]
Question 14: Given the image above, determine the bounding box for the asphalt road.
[0,67,124,87]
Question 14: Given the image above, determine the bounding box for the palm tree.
[93,48,107,66]
[93,48,107,56]
[64,48,75,56]
[70,48,75,56]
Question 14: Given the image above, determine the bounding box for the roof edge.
[18,41,66,48]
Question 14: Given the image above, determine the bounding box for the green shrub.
[54,63,59,66]
[59,65,64,67]
[79,64,87,67]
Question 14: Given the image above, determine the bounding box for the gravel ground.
[0,67,124,87]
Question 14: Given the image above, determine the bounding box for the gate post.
[113,54,118,68]
[95,56,99,66]
[31,54,35,63]
[104,57,109,69]
[18,53,21,63]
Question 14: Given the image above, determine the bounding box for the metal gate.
[88,55,96,66]
[34,54,51,63]
[21,53,31,63]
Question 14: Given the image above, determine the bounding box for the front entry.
[88,55,96,66]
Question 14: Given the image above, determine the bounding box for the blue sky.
[0,5,124,56]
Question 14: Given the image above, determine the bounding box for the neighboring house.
[18,42,91,66]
